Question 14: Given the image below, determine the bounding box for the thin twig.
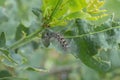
[65,26,120,38]
[9,27,43,50]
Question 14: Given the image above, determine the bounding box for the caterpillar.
[42,29,69,50]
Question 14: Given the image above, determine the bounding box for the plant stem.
[9,25,120,50]
[65,26,120,38]
[9,27,43,50]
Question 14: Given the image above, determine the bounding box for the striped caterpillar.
[42,29,69,50]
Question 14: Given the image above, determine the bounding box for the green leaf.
[74,37,111,72]
[42,0,63,20]
[0,32,6,48]
[42,0,107,27]
[67,0,87,12]
[0,70,12,78]
[73,19,111,72]
[15,24,29,41]
[42,0,58,10]
[32,8,42,17]
[53,0,87,20]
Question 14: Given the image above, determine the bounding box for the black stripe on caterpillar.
[51,32,69,50]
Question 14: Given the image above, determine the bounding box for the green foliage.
[41,0,107,26]
[0,0,120,80]
[73,19,111,72]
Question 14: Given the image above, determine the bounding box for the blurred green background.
[0,0,120,80]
